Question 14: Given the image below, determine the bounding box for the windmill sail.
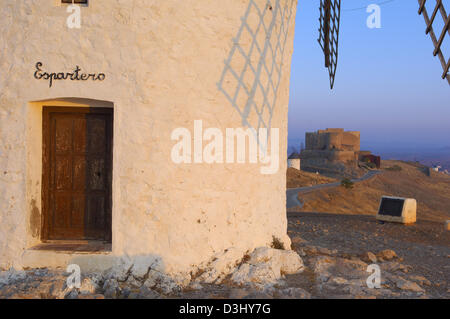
[418,0,450,85]
[318,0,341,89]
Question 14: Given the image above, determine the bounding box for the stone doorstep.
[21,247,115,273]
[30,241,112,253]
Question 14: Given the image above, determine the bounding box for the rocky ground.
[1,212,448,299]
[285,212,449,299]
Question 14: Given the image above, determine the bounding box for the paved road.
[286,170,382,209]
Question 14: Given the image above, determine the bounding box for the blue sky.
[288,0,450,154]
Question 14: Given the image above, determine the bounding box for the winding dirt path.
[286,170,382,209]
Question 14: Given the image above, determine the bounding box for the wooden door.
[42,107,113,242]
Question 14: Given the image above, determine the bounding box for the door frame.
[41,106,113,242]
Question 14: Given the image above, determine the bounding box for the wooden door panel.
[73,117,87,153]
[54,193,70,228]
[71,194,85,228]
[88,117,106,154]
[88,158,106,190]
[55,117,72,153]
[43,107,113,242]
[73,156,86,191]
[85,196,106,238]
[55,156,72,190]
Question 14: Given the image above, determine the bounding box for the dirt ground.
[289,160,450,223]
[287,168,337,188]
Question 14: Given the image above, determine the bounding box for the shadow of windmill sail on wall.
[318,0,341,89]
[217,0,295,149]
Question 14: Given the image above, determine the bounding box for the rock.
[377,250,397,261]
[381,262,410,273]
[376,288,397,298]
[130,286,161,299]
[317,247,337,255]
[228,288,250,299]
[312,256,334,283]
[88,273,104,287]
[130,256,161,280]
[409,275,431,286]
[278,250,304,274]
[330,277,348,285]
[116,287,129,299]
[355,295,377,299]
[10,270,27,282]
[231,263,278,285]
[78,294,105,299]
[104,257,133,282]
[0,269,27,286]
[50,280,73,299]
[394,277,425,293]
[295,248,306,257]
[126,275,142,288]
[230,247,303,286]
[248,247,280,264]
[37,279,71,299]
[197,248,243,284]
[248,247,303,274]
[33,269,49,277]
[277,287,311,299]
[243,291,274,299]
[65,289,79,299]
[291,236,307,246]
[304,246,318,255]
[362,252,377,263]
[143,269,180,295]
[0,271,10,286]
[79,278,99,295]
[189,282,203,290]
[103,279,120,299]
[342,284,365,296]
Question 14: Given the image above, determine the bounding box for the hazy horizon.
[288,0,450,154]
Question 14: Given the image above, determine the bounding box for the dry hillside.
[287,167,337,188]
[289,161,450,223]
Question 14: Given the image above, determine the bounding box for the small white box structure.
[288,153,301,170]
[376,196,417,224]
[288,158,301,170]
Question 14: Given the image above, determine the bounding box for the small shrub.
[241,254,250,264]
[271,236,285,250]
[341,178,354,189]
[367,162,377,169]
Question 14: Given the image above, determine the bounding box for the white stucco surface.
[0,0,298,276]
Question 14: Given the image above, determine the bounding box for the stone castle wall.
[302,129,361,168]
[305,129,360,152]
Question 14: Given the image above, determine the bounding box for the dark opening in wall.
[62,0,88,4]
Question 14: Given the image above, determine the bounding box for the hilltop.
[288,160,450,223]
[287,168,337,188]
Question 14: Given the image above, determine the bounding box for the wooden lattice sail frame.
[318,0,342,89]
[418,0,450,85]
